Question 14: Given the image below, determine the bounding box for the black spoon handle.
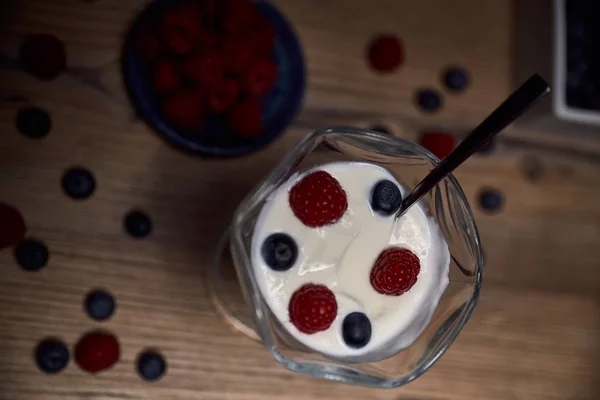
[398,74,550,217]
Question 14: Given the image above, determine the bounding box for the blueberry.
[137,350,167,381]
[124,210,152,238]
[85,290,116,321]
[14,239,49,271]
[342,312,371,349]
[371,180,402,216]
[442,67,470,92]
[415,88,443,112]
[15,106,51,139]
[35,338,70,374]
[62,167,95,200]
[478,189,504,213]
[261,233,298,271]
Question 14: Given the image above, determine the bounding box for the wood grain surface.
[1,1,599,399]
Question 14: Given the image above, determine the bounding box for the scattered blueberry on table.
[15,106,52,139]
[137,350,167,382]
[442,66,470,92]
[478,188,504,213]
[371,180,402,216]
[62,167,96,200]
[35,338,70,374]
[124,210,153,238]
[85,290,116,321]
[261,233,298,271]
[14,239,49,271]
[342,312,372,349]
[415,88,443,112]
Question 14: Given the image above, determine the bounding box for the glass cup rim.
[230,125,484,388]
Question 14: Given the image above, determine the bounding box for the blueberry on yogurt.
[261,233,298,271]
[371,180,402,216]
[342,312,372,349]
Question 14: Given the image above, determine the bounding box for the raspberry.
[227,98,262,137]
[75,331,120,374]
[288,284,337,334]
[419,132,455,159]
[368,35,404,73]
[182,51,224,87]
[0,203,26,250]
[203,0,221,22]
[241,59,278,96]
[160,4,202,55]
[136,21,163,60]
[198,30,219,50]
[249,22,275,57]
[153,58,180,94]
[207,78,239,112]
[370,248,420,296]
[222,35,256,75]
[222,0,259,34]
[163,89,205,131]
[19,34,66,81]
[288,171,347,227]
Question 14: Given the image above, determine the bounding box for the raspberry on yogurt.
[289,284,337,334]
[370,248,421,296]
[288,170,348,227]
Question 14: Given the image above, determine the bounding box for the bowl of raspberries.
[123,0,305,156]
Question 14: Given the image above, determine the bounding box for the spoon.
[396,74,550,219]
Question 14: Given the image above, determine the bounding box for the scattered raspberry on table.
[20,34,67,81]
[75,331,120,374]
[368,34,404,73]
[0,204,26,250]
[419,132,455,159]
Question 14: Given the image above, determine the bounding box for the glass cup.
[210,126,483,388]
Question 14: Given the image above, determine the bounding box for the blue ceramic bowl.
[123,0,305,157]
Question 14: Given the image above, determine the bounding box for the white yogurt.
[251,162,450,362]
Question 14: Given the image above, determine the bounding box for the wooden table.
[1,1,600,399]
